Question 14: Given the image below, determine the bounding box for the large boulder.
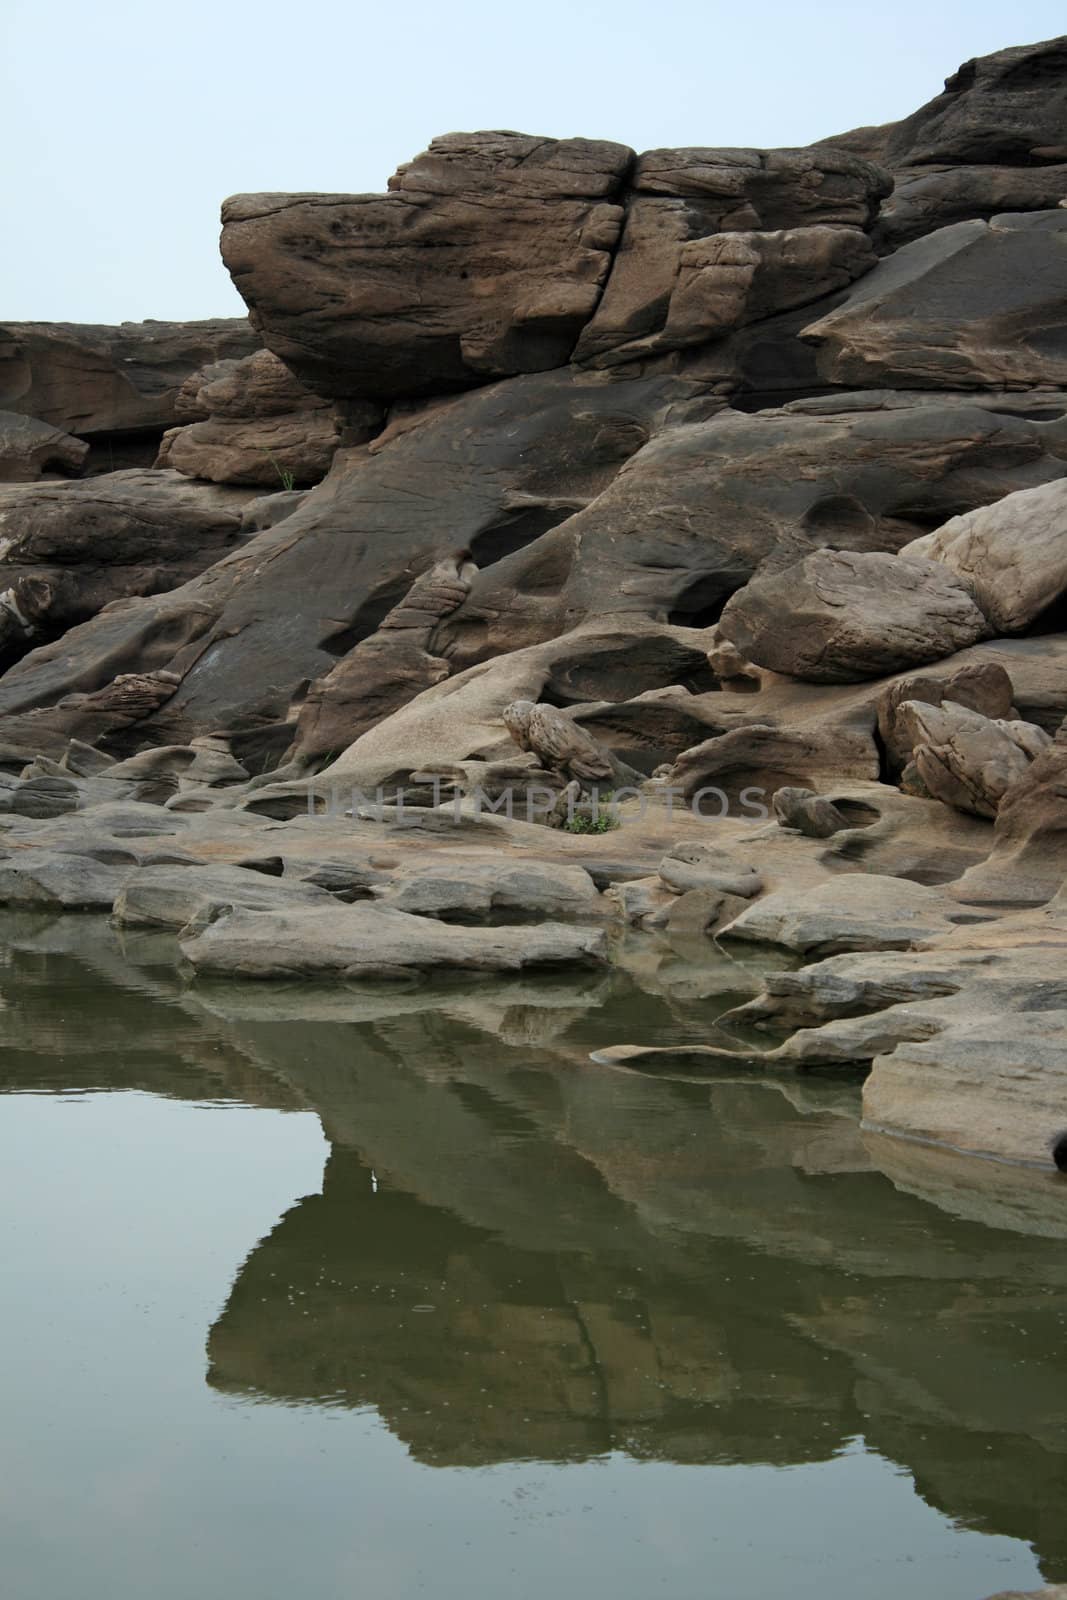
[179,901,608,978]
[220,133,634,402]
[0,469,252,666]
[717,549,991,683]
[896,698,1051,818]
[0,318,259,437]
[906,478,1067,632]
[801,211,1067,389]
[0,411,88,483]
[157,349,372,487]
[876,659,1017,774]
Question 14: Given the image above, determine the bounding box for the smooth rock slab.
[380,860,601,920]
[0,848,136,909]
[112,864,337,929]
[863,1013,1067,1170]
[180,903,608,979]
[721,875,968,956]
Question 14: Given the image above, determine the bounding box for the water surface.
[1,914,1064,1600]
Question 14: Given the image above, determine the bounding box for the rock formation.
[1,33,1065,1172]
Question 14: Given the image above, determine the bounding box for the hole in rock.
[833,799,882,828]
[1052,1131,1067,1173]
[229,722,296,777]
[83,427,167,475]
[319,582,410,657]
[545,641,717,705]
[1026,587,1067,637]
[469,505,575,569]
[667,575,729,629]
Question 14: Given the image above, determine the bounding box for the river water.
[1,912,1064,1600]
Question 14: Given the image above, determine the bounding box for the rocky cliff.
[1,35,1065,1170]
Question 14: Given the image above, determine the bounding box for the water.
[1,913,1065,1600]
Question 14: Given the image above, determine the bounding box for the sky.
[3,0,1065,324]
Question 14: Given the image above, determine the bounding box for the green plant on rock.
[261,449,296,492]
[561,794,620,834]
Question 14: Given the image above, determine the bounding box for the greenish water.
[1,914,1065,1600]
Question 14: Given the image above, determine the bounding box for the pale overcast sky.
[3,0,1064,324]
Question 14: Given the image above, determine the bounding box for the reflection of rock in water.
[2,914,1064,1579]
[206,1009,1067,1579]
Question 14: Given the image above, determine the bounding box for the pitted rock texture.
[221,133,634,402]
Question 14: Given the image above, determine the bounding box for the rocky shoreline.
[1,35,1066,1174]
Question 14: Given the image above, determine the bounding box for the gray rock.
[772,787,850,838]
[112,863,336,929]
[179,902,607,978]
[906,478,1067,633]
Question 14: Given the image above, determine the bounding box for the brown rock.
[156,349,374,488]
[0,411,88,483]
[574,146,889,365]
[952,722,1067,904]
[801,211,1067,390]
[906,478,1067,633]
[896,698,1050,818]
[877,660,1017,774]
[221,133,634,401]
[718,549,991,684]
[0,469,251,667]
[0,318,258,437]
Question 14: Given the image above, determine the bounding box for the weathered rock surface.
[801,211,1067,390]
[952,722,1067,904]
[577,223,876,365]
[721,874,968,956]
[718,549,991,683]
[825,36,1067,249]
[907,478,1067,632]
[573,146,889,366]
[179,902,607,978]
[221,134,634,402]
[0,411,88,482]
[436,399,1067,673]
[157,349,368,487]
[289,550,477,762]
[877,660,1017,775]
[0,469,252,666]
[0,318,259,437]
[897,698,1050,817]
[884,36,1067,168]
[873,163,1067,250]
[112,862,336,928]
[379,859,601,921]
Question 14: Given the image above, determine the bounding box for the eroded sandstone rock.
[221,133,634,401]
[0,318,258,437]
[718,549,991,683]
[0,411,88,483]
[906,477,1067,633]
[801,211,1067,389]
